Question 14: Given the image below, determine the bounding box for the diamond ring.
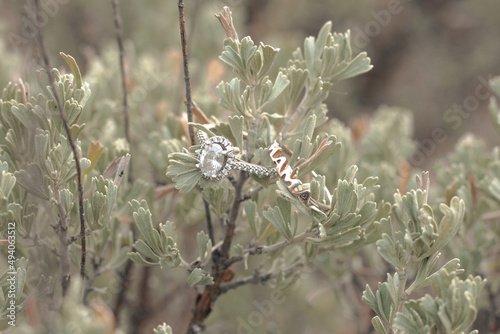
[196,131,278,181]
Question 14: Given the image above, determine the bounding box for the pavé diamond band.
[196,130,278,181]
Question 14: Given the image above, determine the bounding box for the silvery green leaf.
[335,180,358,217]
[378,273,400,323]
[159,221,177,245]
[220,38,245,78]
[281,66,308,112]
[303,115,316,141]
[248,48,263,83]
[414,196,465,261]
[10,104,36,130]
[128,252,158,267]
[318,222,326,238]
[0,170,16,199]
[307,226,361,247]
[130,200,163,256]
[376,229,409,271]
[422,258,461,289]
[239,37,257,69]
[14,164,50,200]
[104,183,117,218]
[258,43,279,80]
[90,191,106,228]
[371,316,388,334]
[187,268,214,287]
[60,52,83,89]
[303,78,331,108]
[297,135,341,177]
[228,115,244,149]
[258,78,273,109]
[263,205,293,241]
[197,231,212,267]
[275,181,313,218]
[394,300,432,334]
[167,156,202,194]
[243,201,258,237]
[289,139,302,166]
[202,187,234,217]
[330,51,373,83]
[216,78,250,117]
[315,21,332,59]
[260,72,290,108]
[344,165,358,183]
[362,284,378,315]
[154,323,173,334]
[133,239,161,263]
[407,253,441,293]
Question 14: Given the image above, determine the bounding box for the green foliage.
[361,170,484,333]
[128,199,181,270]
[154,323,173,334]
[394,273,485,334]
[0,6,492,334]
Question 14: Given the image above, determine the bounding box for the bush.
[1,2,499,334]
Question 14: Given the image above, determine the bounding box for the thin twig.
[240,185,264,202]
[30,237,59,257]
[110,0,133,182]
[178,0,195,145]
[129,266,152,334]
[113,259,133,319]
[244,230,312,255]
[32,0,86,282]
[219,260,306,294]
[187,173,248,333]
[203,198,215,244]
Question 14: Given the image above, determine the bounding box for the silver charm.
[268,141,329,211]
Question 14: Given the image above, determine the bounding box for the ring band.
[196,131,277,181]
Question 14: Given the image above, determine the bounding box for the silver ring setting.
[196,131,277,181]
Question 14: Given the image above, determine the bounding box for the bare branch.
[178,0,195,145]
[110,0,133,182]
[219,260,306,294]
[32,0,87,285]
[245,230,312,255]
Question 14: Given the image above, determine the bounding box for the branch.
[29,236,59,257]
[55,195,72,295]
[219,260,306,294]
[178,0,195,145]
[203,198,215,244]
[240,185,264,202]
[32,0,87,284]
[112,259,134,319]
[110,0,133,183]
[244,230,312,255]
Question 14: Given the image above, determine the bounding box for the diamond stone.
[199,143,226,179]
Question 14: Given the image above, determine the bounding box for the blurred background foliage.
[2,0,500,160]
[1,0,500,333]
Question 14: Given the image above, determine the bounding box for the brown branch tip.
[215,6,239,41]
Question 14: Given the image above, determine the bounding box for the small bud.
[215,6,238,41]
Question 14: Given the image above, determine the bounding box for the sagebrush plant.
[0,4,498,334]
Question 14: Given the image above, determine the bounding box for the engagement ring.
[196,131,278,181]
